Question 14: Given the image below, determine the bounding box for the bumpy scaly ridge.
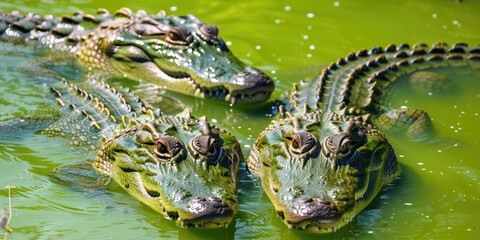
[0,8,150,71]
[289,43,480,114]
[81,80,145,117]
[0,8,190,70]
[42,77,146,150]
[0,8,158,46]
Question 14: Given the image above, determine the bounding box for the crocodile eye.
[154,142,169,157]
[324,134,355,161]
[322,124,366,163]
[153,136,184,160]
[191,135,218,158]
[198,24,219,40]
[289,132,317,155]
[165,27,193,45]
[336,138,354,159]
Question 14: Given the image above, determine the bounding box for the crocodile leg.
[374,108,433,140]
[375,69,460,139]
[20,53,86,83]
[0,115,60,137]
[50,160,114,200]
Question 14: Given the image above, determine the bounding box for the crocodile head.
[94,110,242,228]
[104,10,274,104]
[247,110,400,232]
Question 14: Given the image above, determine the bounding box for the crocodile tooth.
[230,96,236,105]
[194,88,202,96]
[225,93,231,102]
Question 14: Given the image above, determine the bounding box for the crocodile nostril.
[290,197,340,221]
[314,198,331,205]
[298,197,314,204]
[235,69,274,89]
[192,197,207,203]
[207,197,223,203]
[186,196,233,221]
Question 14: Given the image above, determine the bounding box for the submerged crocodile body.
[247,43,480,232]
[285,43,479,138]
[0,8,274,104]
[0,77,243,228]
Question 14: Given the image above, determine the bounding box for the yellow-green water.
[1,0,479,239]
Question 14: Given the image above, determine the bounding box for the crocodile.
[0,8,274,104]
[247,43,480,232]
[0,77,243,228]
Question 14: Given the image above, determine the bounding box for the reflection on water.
[1,0,480,239]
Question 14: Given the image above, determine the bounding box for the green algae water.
[1,0,479,239]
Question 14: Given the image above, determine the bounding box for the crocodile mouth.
[181,196,234,228]
[151,193,234,228]
[108,44,273,104]
[131,168,235,228]
[272,197,346,233]
[156,63,274,104]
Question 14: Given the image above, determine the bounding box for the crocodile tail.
[0,9,111,46]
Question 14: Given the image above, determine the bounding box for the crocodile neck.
[288,43,480,115]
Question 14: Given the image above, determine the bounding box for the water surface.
[0,1,479,239]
